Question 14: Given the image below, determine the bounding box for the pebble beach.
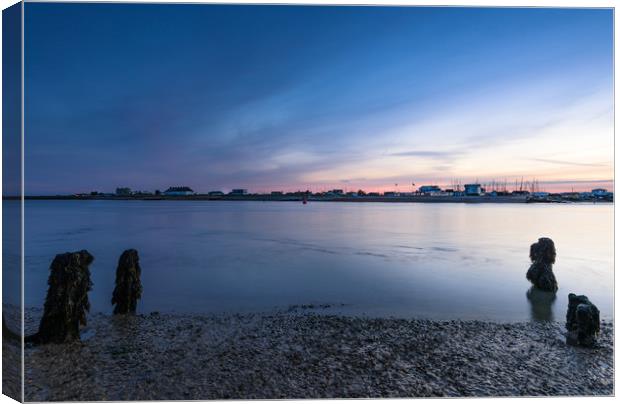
[13,307,614,401]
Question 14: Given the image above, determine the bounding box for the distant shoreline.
[3,195,614,204]
[9,195,527,203]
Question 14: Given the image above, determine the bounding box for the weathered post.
[566,293,600,347]
[111,249,143,314]
[526,237,558,292]
[2,317,20,342]
[34,250,94,344]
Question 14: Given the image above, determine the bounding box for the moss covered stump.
[34,250,94,344]
[566,293,600,347]
[111,249,143,315]
[526,237,558,292]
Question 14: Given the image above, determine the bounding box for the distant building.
[208,191,224,196]
[383,191,399,197]
[164,186,194,196]
[230,189,248,195]
[464,184,482,196]
[116,187,132,196]
[418,185,441,195]
[512,190,530,196]
[323,189,344,197]
[560,192,581,200]
[592,188,609,198]
[133,190,153,196]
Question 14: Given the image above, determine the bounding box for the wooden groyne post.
[111,249,143,314]
[33,250,94,344]
[526,237,558,292]
[566,293,600,347]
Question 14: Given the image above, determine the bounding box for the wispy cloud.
[389,150,463,158]
[538,178,613,185]
[529,158,609,168]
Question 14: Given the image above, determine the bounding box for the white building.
[464,184,482,196]
[418,185,441,195]
[592,188,609,198]
[163,186,194,196]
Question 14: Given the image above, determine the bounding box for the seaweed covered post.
[526,237,558,292]
[111,249,143,314]
[2,317,20,342]
[566,293,600,347]
[34,250,94,344]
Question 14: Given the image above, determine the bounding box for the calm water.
[8,200,615,322]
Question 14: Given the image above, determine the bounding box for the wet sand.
[17,307,614,401]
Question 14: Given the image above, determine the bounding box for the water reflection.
[526,286,557,322]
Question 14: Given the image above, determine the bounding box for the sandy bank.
[18,309,614,400]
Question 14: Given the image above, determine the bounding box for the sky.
[3,3,21,197]
[23,4,613,195]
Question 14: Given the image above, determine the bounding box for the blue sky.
[24,4,613,194]
[3,3,21,196]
